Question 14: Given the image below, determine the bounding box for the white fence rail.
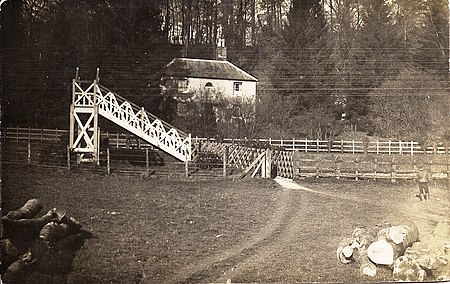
[2,128,448,156]
[193,137,448,155]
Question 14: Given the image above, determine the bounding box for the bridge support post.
[69,77,100,164]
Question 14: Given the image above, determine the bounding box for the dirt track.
[165,180,450,283]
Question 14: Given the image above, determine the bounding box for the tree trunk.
[5,199,43,220]
[367,221,419,266]
[39,222,71,243]
[337,226,378,276]
[392,254,426,282]
[2,250,34,284]
[351,226,377,276]
[336,237,355,264]
[2,209,63,240]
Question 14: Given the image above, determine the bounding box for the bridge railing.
[95,84,191,161]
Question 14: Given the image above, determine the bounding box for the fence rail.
[2,139,229,178]
[3,136,450,182]
[194,137,448,155]
[2,127,449,155]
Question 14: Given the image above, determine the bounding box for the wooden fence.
[2,127,449,155]
[198,140,450,181]
[2,130,449,181]
[198,141,295,179]
[293,152,450,181]
[2,139,227,178]
[1,127,155,149]
[194,137,449,155]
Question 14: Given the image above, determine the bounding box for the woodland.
[1,0,449,142]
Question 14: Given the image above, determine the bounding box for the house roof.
[163,58,258,82]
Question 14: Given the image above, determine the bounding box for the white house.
[160,58,258,103]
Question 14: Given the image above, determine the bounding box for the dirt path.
[167,180,449,283]
[163,186,293,283]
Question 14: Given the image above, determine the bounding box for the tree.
[368,68,449,141]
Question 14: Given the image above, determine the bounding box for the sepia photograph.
[1,0,449,283]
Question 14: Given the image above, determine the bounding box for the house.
[160,58,258,103]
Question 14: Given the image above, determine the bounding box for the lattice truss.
[200,141,263,170]
[200,141,294,179]
[70,80,191,162]
[273,150,294,179]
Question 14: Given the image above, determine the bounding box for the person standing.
[416,164,432,202]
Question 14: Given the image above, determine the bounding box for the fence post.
[316,139,319,153]
[388,140,391,155]
[67,145,71,171]
[107,147,110,175]
[376,141,379,154]
[145,148,149,174]
[391,157,397,183]
[28,126,31,141]
[374,158,378,181]
[399,140,402,155]
[223,146,228,177]
[280,138,283,148]
[27,141,31,165]
[334,157,340,179]
[293,138,295,151]
[410,141,414,156]
[41,128,43,142]
[447,156,450,189]
[185,151,189,178]
[355,158,359,181]
[341,139,344,153]
[352,140,355,154]
[265,148,272,178]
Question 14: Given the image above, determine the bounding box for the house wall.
[187,78,257,102]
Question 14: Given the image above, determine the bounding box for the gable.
[164,58,257,82]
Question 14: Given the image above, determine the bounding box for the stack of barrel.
[1,199,85,283]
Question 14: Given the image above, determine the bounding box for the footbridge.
[69,69,191,163]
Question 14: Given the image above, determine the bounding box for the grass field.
[1,164,449,283]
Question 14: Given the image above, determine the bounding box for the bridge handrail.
[97,84,189,138]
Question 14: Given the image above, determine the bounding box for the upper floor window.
[233,82,242,95]
[178,79,188,93]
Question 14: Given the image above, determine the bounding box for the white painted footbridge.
[69,69,191,163]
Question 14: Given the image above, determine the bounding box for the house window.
[233,82,242,96]
[178,79,188,93]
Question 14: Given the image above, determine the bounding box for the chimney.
[214,39,227,61]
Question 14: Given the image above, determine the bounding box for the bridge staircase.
[69,70,191,164]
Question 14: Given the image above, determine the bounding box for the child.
[416,164,432,202]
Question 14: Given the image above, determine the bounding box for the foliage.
[368,68,449,141]
[1,0,448,141]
